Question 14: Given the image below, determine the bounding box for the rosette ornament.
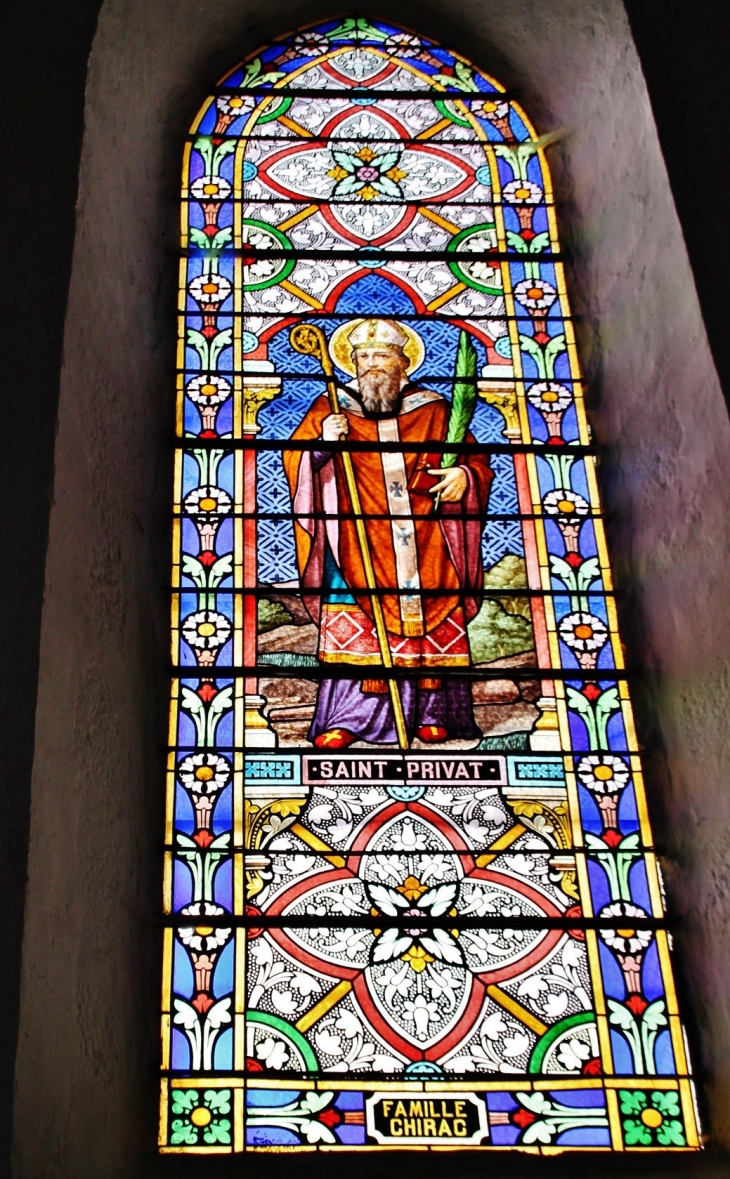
[186,375,231,434]
[471,97,515,142]
[503,178,543,232]
[179,904,232,999]
[188,271,232,337]
[214,92,255,134]
[182,610,232,666]
[558,611,608,669]
[190,174,232,234]
[542,489,589,553]
[577,754,630,832]
[178,752,232,833]
[513,279,557,344]
[599,902,653,994]
[528,381,573,443]
[184,486,233,562]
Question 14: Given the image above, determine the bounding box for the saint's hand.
[427,466,468,502]
[321,413,349,441]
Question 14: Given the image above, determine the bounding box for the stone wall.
[12,1,730,1175]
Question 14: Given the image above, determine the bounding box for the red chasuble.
[283,385,493,670]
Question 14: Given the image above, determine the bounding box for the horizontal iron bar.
[172,586,614,599]
[181,248,563,262]
[163,914,669,931]
[175,371,571,383]
[209,88,520,100]
[176,310,578,323]
[166,744,633,758]
[189,133,519,145]
[173,510,602,522]
[175,439,597,455]
[183,195,551,208]
[170,665,625,681]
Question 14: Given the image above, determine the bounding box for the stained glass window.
[159,18,701,1155]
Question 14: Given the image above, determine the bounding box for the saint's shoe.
[416,725,448,743]
[313,728,357,749]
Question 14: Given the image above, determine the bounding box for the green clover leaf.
[623,1119,652,1146]
[618,1090,647,1117]
[657,1119,686,1147]
[204,1089,232,1117]
[170,1119,199,1146]
[204,1118,232,1145]
[171,1089,199,1115]
[652,1091,681,1118]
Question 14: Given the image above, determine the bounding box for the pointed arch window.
[159,18,700,1156]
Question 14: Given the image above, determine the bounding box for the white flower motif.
[188,272,232,307]
[184,485,232,520]
[527,381,572,414]
[182,609,231,652]
[503,179,543,204]
[542,489,590,522]
[558,611,608,654]
[472,98,510,121]
[190,175,232,201]
[242,223,287,284]
[577,754,630,795]
[216,93,255,119]
[186,375,231,407]
[503,1031,531,1057]
[254,1035,289,1070]
[291,973,321,996]
[385,32,422,57]
[180,902,225,918]
[543,991,569,1019]
[314,1028,342,1057]
[556,1035,592,1071]
[599,902,653,954]
[335,1009,362,1039]
[403,994,440,1039]
[388,817,427,851]
[178,752,231,795]
[271,989,299,1015]
[513,278,557,311]
[292,32,330,56]
[482,1011,507,1040]
[178,923,231,952]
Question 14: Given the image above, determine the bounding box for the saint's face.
[353,346,410,414]
[354,346,409,386]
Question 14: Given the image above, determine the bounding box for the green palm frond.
[441,330,478,468]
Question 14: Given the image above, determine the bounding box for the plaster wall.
[12,1,730,1176]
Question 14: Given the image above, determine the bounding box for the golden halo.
[328,318,426,378]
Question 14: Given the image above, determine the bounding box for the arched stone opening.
[12,3,730,1176]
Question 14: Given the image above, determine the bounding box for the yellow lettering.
[440,1100,452,1118]
[394,1101,406,1118]
[408,1101,423,1117]
[454,1118,467,1137]
[423,1118,437,1136]
[402,1118,417,1136]
[389,1118,402,1136]
[382,1101,393,1118]
[428,1100,437,1117]
[454,1100,466,1117]
[438,1119,452,1137]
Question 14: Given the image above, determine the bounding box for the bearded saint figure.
[283,318,494,749]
